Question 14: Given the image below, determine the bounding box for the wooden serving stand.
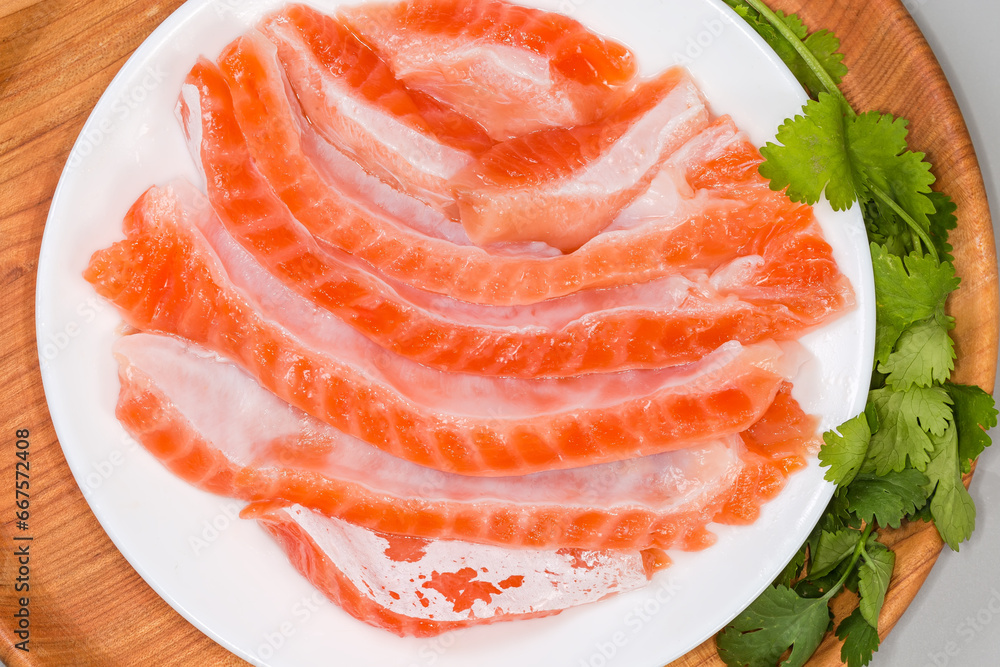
[0,1,995,665]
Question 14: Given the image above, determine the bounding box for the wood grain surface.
[0,1,995,666]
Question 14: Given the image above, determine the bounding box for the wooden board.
[0,1,995,665]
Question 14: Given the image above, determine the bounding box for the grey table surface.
[878,1,1000,666]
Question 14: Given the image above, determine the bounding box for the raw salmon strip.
[86,183,797,476]
[340,0,638,140]
[255,505,653,637]
[451,68,710,251]
[113,331,813,550]
[179,60,853,377]
[220,38,845,310]
[250,7,489,211]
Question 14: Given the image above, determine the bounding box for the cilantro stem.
[869,183,941,262]
[821,523,874,602]
[742,0,854,115]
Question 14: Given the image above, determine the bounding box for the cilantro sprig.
[716,2,998,666]
[717,524,894,667]
[739,0,940,262]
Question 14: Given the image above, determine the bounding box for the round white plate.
[36,1,875,665]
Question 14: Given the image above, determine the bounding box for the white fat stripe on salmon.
[609,120,746,232]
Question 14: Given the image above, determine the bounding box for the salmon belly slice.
[179,60,853,377]
[340,0,638,141]
[451,68,710,251]
[255,505,654,637]
[220,36,847,311]
[113,331,814,550]
[245,6,489,212]
[86,182,798,476]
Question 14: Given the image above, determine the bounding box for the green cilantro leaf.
[797,563,854,600]
[923,424,976,551]
[810,529,862,579]
[759,93,854,208]
[799,29,848,96]
[867,386,953,474]
[722,2,801,79]
[717,585,831,667]
[878,318,956,391]
[844,558,862,596]
[845,469,929,529]
[774,544,808,588]
[757,103,937,252]
[721,2,846,97]
[926,191,958,263]
[864,198,911,257]
[864,193,952,262]
[870,245,960,365]
[771,12,847,97]
[836,607,881,667]
[905,387,953,437]
[774,11,808,39]
[845,112,937,232]
[910,500,935,524]
[820,413,872,486]
[858,537,895,628]
[947,382,999,472]
[809,492,858,560]
[828,489,862,531]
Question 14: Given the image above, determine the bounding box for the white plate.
[35,1,875,665]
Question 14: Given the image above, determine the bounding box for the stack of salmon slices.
[85,0,855,638]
